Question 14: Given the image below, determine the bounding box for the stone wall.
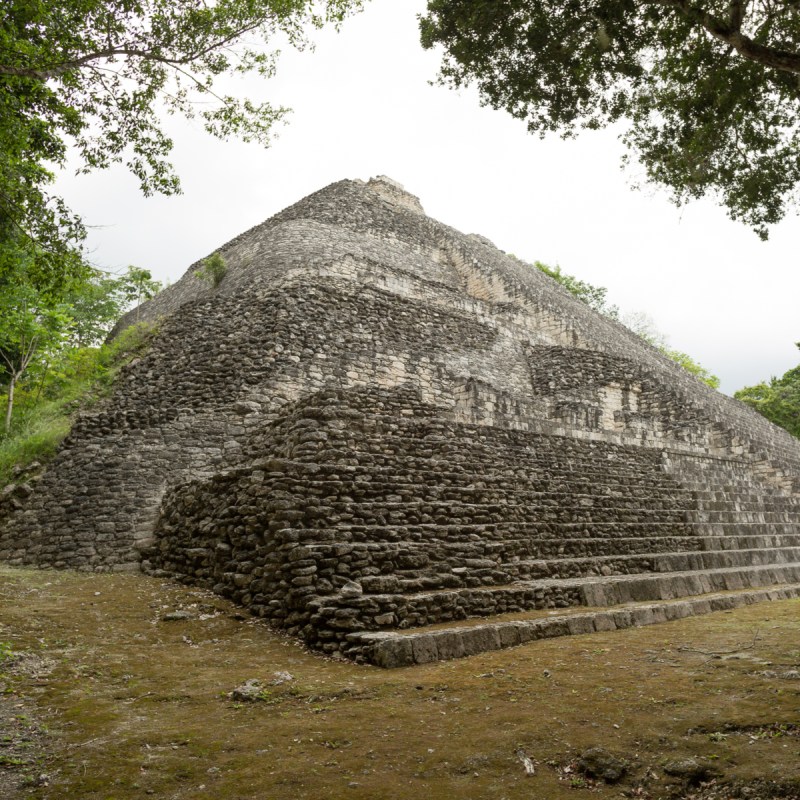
[146,385,800,661]
[111,175,800,481]
[2,175,799,663]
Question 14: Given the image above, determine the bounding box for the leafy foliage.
[118,267,162,324]
[620,310,720,389]
[420,1,800,238]
[196,253,228,288]
[661,348,721,390]
[530,259,719,388]
[66,270,132,347]
[0,0,362,289]
[621,311,668,350]
[0,281,72,431]
[735,345,800,438]
[533,261,620,319]
[0,320,159,486]
[0,263,160,432]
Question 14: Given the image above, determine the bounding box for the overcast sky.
[53,1,799,396]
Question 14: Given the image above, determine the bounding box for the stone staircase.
[148,387,800,665]
[353,585,800,667]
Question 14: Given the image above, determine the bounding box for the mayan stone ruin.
[2,176,800,667]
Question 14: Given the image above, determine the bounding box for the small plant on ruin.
[196,253,227,288]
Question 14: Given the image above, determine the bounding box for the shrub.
[196,253,227,288]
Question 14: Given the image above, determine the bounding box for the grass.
[0,403,73,485]
[0,322,158,488]
[0,566,799,799]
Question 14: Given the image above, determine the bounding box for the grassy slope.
[0,567,799,800]
[0,323,157,487]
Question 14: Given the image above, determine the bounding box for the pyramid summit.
[3,176,800,666]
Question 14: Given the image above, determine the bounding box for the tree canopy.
[420,1,800,238]
[0,262,161,431]
[0,278,70,431]
[735,345,800,438]
[0,0,361,291]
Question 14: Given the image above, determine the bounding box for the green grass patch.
[0,321,158,488]
[0,403,72,485]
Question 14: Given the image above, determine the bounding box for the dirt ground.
[0,566,799,800]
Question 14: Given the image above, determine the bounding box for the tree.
[0,261,165,432]
[420,1,800,238]
[621,311,668,349]
[621,310,720,389]
[66,270,130,347]
[660,348,721,390]
[529,258,720,388]
[0,281,71,431]
[196,253,228,288]
[735,345,800,438]
[118,267,162,324]
[0,1,361,291]
[533,260,620,319]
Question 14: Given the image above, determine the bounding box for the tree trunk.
[4,374,16,433]
[33,360,50,406]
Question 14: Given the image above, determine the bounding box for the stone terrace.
[149,386,800,664]
[2,176,799,665]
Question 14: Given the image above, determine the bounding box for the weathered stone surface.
[230,679,264,702]
[663,758,719,785]
[2,175,800,664]
[577,747,627,783]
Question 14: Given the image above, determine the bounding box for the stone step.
[689,487,800,504]
[577,563,800,605]
[350,584,800,667]
[347,549,800,589]
[330,563,800,628]
[292,523,800,558]
[685,481,800,497]
[305,529,800,562]
[301,468,688,493]
[291,519,696,544]
[666,456,757,471]
[268,467,690,497]
[310,499,690,524]
[688,484,800,499]
[502,547,800,581]
[267,475,798,520]
[309,443,670,477]
[692,498,800,512]
[690,510,799,523]
[260,460,799,511]
[689,522,800,536]
[696,533,800,549]
[309,564,800,636]
[329,503,797,525]
[279,482,696,510]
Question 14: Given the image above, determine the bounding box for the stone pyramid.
[3,176,800,666]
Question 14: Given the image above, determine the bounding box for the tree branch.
[729,0,747,31]
[19,334,41,374]
[0,348,15,373]
[649,0,800,75]
[0,19,269,80]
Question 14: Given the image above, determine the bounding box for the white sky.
[53,1,800,396]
